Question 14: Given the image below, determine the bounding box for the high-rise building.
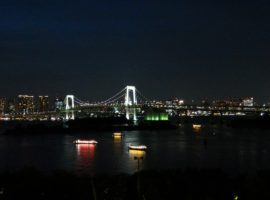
[0,97,6,114]
[54,98,64,111]
[38,96,49,112]
[18,95,34,114]
[213,98,242,107]
[242,97,254,107]
[6,98,17,114]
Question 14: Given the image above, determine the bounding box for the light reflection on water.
[128,150,146,171]
[0,126,270,175]
[75,144,96,175]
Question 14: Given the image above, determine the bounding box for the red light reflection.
[76,144,96,160]
[75,144,96,175]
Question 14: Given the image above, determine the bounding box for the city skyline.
[0,91,259,103]
[0,0,269,102]
[0,90,259,108]
[0,88,265,104]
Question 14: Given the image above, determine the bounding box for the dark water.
[1,125,270,175]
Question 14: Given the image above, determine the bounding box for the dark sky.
[0,0,269,103]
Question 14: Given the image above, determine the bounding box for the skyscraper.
[38,96,49,112]
[18,95,34,114]
[54,98,64,111]
[6,98,17,114]
[0,97,6,114]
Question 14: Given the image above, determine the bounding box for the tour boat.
[73,139,98,144]
[128,144,147,151]
[192,124,202,129]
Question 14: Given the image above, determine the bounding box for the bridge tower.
[64,95,75,110]
[125,86,137,106]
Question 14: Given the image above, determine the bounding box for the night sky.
[0,0,269,103]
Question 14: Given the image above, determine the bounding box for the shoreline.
[1,115,270,135]
[0,168,269,199]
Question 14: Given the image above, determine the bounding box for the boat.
[128,144,147,151]
[192,124,202,129]
[73,139,98,144]
[113,132,123,137]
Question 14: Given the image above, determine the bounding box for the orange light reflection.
[193,124,202,133]
[113,135,122,140]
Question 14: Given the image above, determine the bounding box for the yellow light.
[113,132,123,139]
[113,132,122,137]
[193,124,202,133]
[234,195,239,200]
[129,149,146,158]
[113,136,122,140]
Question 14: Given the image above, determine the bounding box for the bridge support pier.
[65,111,75,120]
[126,107,137,121]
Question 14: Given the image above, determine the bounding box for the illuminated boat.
[73,139,98,144]
[128,144,147,151]
[192,124,202,129]
[113,132,123,137]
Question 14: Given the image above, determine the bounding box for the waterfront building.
[172,98,184,106]
[145,112,169,121]
[213,98,242,107]
[241,97,254,107]
[38,95,49,112]
[0,97,6,114]
[18,95,34,114]
[54,98,64,111]
[6,98,17,114]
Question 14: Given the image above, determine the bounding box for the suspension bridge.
[62,85,147,120]
[63,85,147,111]
[6,85,270,122]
